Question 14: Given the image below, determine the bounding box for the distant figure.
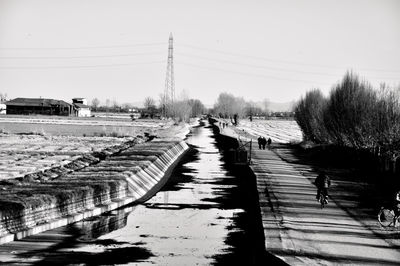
[233,114,238,126]
[261,137,267,150]
[394,191,400,218]
[315,171,331,201]
[267,138,272,146]
[257,136,262,149]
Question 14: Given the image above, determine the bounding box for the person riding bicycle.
[394,191,400,216]
[315,171,331,202]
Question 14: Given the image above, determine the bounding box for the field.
[0,115,166,137]
[236,119,303,143]
[0,115,183,181]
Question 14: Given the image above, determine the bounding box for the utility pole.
[164,33,175,117]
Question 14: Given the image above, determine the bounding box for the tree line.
[90,95,206,123]
[294,72,400,158]
[210,92,270,120]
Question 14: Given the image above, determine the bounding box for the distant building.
[5,98,73,116]
[72,98,91,117]
[129,108,141,120]
[0,103,6,114]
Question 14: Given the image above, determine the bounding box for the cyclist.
[393,191,400,227]
[394,191,400,216]
[315,171,331,202]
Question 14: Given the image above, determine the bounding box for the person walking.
[261,137,267,150]
[257,136,262,149]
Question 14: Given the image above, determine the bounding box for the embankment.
[0,138,189,244]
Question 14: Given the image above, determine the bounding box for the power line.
[0,51,164,60]
[179,43,400,74]
[176,52,341,77]
[0,61,165,70]
[177,61,333,86]
[0,42,166,50]
[175,52,400,81]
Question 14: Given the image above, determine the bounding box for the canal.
[3,120,282,265]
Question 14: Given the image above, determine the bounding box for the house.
[5,98,73,116]
[72,98,91,117]
[0,103,6,114]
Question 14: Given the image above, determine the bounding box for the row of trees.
[141,95,207,122]
[90,98,139,113]
[211,92,269,120]
[89,91,271,123]
[294,72,400,156]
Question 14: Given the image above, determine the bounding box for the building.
[0,103,6,114]
[72,98,91,117]
[5,98,73,116]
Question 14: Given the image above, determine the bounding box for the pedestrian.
[267,138,272,147]
[257,136,262,149]
[261,137,267,150]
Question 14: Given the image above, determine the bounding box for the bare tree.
[262,98,270,115]
[0,93,7,103]
[144,97,156,109]
[112,98,119,112]
[189,99,205,117]
[105,99,111,113]
[91,98,100,111]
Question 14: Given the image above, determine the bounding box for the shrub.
[294,89,328,143]
[294,71,400,156]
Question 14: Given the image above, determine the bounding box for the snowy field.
[0,134,127,180]
[0,116,176,181]
[237,119,303,143]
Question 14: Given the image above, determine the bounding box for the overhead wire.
[0,42,166,50]
[0,51,164,60]
[0,61,165,70]
[175,52,400,81]
[177,61,332,86]
[178,43,400,74]
[0,41,398,83]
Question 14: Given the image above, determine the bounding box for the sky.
[0,0,399,107]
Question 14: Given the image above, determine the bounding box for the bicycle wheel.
[320,199,325,209]
[319,194,328,209]
[319,196,327,209]
[378,208,395,227]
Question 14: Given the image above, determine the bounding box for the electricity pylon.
[164,33,175,117]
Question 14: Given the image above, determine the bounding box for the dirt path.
[251,147,400,265]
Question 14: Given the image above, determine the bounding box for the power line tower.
[164,33,175,115]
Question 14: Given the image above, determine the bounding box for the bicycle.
[318,192,329,209]
[378,207,400,227]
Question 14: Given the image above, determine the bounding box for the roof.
[73,103,90,108]
[5,98,72,107]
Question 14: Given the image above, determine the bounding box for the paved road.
[251,147,400,265]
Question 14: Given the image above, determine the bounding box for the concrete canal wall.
[0,138,189,244]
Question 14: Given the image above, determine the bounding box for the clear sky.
[0,0,399,107]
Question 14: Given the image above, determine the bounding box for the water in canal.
[11,120,274,265]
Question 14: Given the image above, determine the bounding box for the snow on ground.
[236,119,303,143]
[0,116,191,181]
[0,134,127,180]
